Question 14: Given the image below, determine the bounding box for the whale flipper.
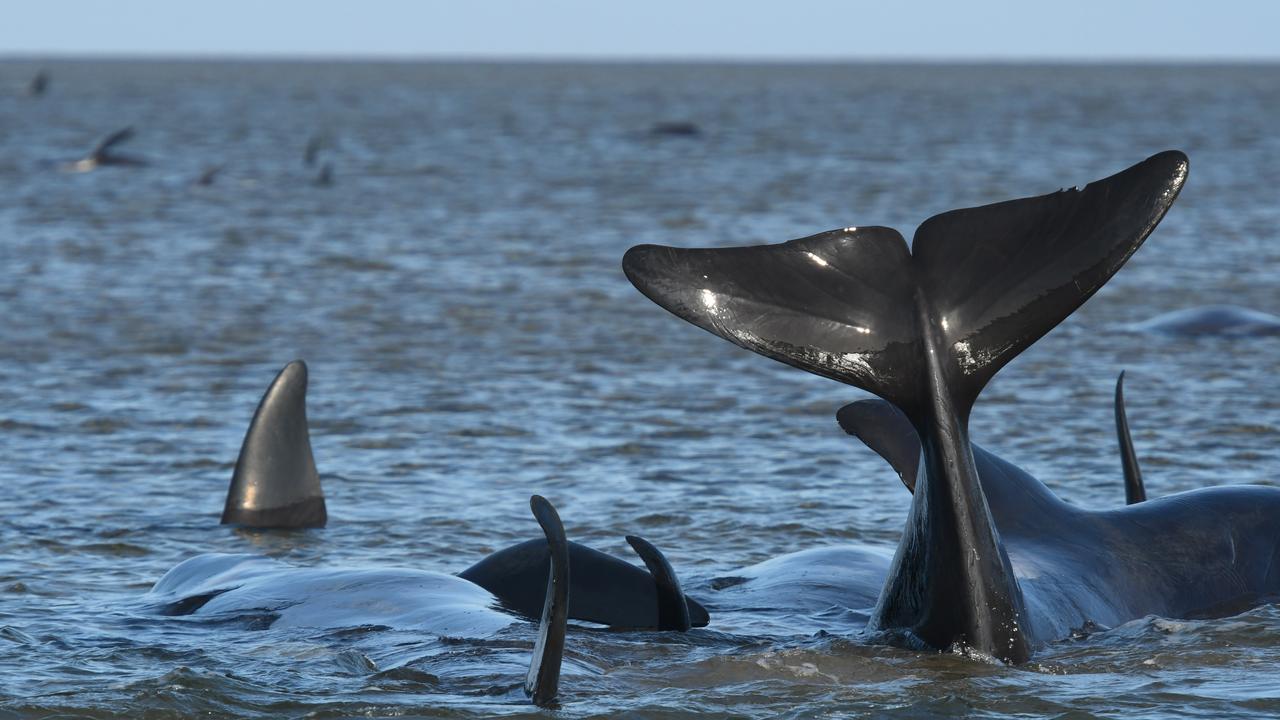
[1115,371,1146,504]
[625,535,692,631]
[625,151,1188,661]
[459,539,710,629]
[836,400,921,493]
[525,495,568,708]
[221,360,326,528]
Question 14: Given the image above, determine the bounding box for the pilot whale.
[220,360,708,631]
[150,495,570,707]
[622,150,1280,661]
[64,127,148,172]
[700,371,1156,638]
[1129,305,1280,337]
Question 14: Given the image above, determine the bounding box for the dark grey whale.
[219,360,708,630]
[1129,305,1280,337]
[618,150,1280,661]
[65,127,148,172]
[151,495,571,708]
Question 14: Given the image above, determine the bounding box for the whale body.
[621,150,1268,661]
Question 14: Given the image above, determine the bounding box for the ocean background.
[1,60,1278,718]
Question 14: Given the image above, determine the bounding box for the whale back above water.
[1130,305,1280,337]
[152,495,572,708]
[625,151,1190,661]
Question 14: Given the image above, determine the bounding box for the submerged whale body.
[152,495,571,707]
[218,360,708,630]
[1130,305,1280,337]
[622,150,1245,662]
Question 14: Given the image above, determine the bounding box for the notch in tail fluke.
[1115,371,1146,504]
[623,151,1188,424]
[525,495,569,708]
[625,535,692,631]
[221,360,327,528]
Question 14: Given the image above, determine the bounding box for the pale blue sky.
[2,0,1278,60]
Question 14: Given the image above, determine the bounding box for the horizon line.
[5,51,1280,65]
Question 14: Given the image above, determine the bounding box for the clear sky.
[2,0,1278,61]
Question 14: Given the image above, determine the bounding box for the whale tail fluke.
[1115,371,1146,504]
[525,495,569,708]
[625,535,692,631]
[221,360,326,528]
[623,151,1188,424]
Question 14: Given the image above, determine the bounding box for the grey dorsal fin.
[625,535,692,631]
[221,360,326,528]
[836,399,922,493]
[92,126,134,160]
[623,151,1187,421]
[1115,371,1146,504]
[525,495,568,708]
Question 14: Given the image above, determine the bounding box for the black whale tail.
[221,360,327,528]
[623,151,1188,661]
[622,150,1187,421]
[525,495,569,708]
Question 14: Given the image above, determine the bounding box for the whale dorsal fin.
[221,360,326,528]
[625,535,692,631]
[623,151,1187,421]
[1115,371,1146,504]
[836,399,921,493]
[91,127,134,161]
[525,495,568,708]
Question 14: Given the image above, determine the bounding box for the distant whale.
[221,360,708,631]
[64,127,148,172]
[151,494,571,708]
[1129,305,1280,337]
[621,150,1280,661]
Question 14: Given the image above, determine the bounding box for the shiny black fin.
[836,400,921,493]
[221,361,326,528]
[625,535,692,631]
[525,495,568,708]
[623,151,1187,422]
[460,540,710,629]
[1115,371,1146,504]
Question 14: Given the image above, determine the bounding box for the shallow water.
[1,60,1279,718]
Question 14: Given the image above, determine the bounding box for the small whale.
[194,164,223,187]
[1129,305,1280,337]
[26,69,49,97]
[151,495,570,708]
[623,151,1257,662]
[649,121,702,138]
[304,135,326,166]
[221,360,709,630]
[64,127,148,172]
[314,162,334,187]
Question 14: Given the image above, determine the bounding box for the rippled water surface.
[1,61,1279,718]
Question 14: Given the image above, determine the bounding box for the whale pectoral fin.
[221,360,326,529]
[1115,371,1147,504]
[525,495,568,708]
[625,535,693,631]
[836,400,922,493]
